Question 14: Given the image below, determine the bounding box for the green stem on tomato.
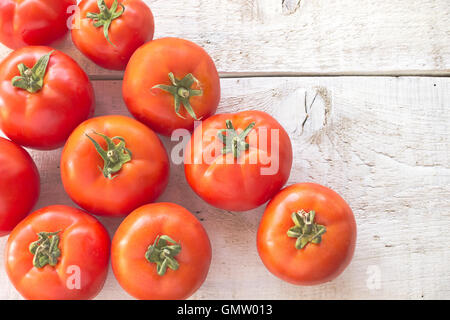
[86,132,132,180]
[86,0,125,46]
[29,231,61,268]
[287,210,326,250]
[217,120,255,158]
[152,72,203,120]
[145,235,181,276]
[11,50,54,93]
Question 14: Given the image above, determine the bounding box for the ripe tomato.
[0,46,95,150]
[61,115,169,217]
[5,205,110,300]
[111,202,212,300]
[257,183,357,285]
[0,0,76,49]
[72,0,154,70]
[123,37,220,136]
[184,110,293,211]
[0,137,40,236]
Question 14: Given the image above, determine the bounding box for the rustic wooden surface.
[0,0,449,300]
[0,0,449,76]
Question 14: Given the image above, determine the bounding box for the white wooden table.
[1,0,449,300]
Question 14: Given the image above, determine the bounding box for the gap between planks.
[90,71,450,81]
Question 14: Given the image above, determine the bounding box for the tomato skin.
[0,0,76,49]
[123,37,220,136]
[72,0,154,70]
[257,183,357,285]
[61,115,170,217]
[111,202,212,300]
[0,137,40,236]
[0,46,95,150]
[184,110,293,212]
[5,205,110,300]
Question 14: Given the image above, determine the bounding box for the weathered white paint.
[1,77,449,299]
[0,0,449,76]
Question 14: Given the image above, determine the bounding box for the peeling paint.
[300,90,319,135]
[301,86,333,145]
[300,86,332,138]
[282,0,301,15]
[314,86,332,127]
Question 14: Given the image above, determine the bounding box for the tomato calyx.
[86,132,132,180]
[145,235,181,276]
[217,120,256,158]
[11,50,54,93]
[86,0,125,46]
[29,231,61,268]
[287,210,326,250]
[153,73,203,120]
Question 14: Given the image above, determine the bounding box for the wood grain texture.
[1,77,449,299]
[0,0,449,77]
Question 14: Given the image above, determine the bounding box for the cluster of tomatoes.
[0,0,357,300]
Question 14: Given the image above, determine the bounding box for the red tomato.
[123,37,220,136]
[0,46,95,150]
[0,0,76,49]
[111,202,212,300]
[257,183,357,285]
[72,0,154,70]
[0,137,39,236]
[5,205,110,300]
[184,110,293,211]
[61,115,169,217]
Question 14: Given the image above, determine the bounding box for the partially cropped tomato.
[123,37,220,136]
[112,202,212,300]
[61,115,169,217]
[5,205,110,300]
[0,137,39,236]
[72,0,154,70]
[0,46,95,150]
[185,110,293,211]
[257,183,357,285]
[0,0,76,49]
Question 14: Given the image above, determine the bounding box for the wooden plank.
[1,76,449,299]
[0,0,449,77]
